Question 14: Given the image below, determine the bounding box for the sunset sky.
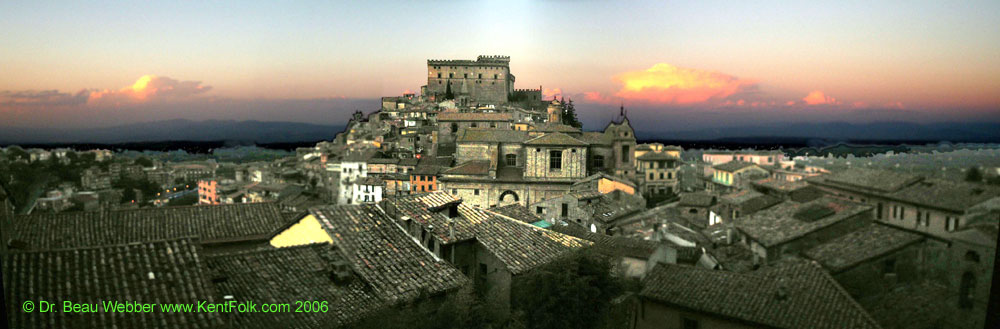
[2,1,999,131]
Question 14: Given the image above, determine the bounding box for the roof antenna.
[620,100,625,117]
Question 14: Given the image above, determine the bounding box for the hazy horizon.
[3,1,999,131]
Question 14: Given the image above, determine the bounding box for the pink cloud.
[87,75,211,105]
[543,88,563,99]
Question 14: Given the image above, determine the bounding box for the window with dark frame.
[505,154,517,166]
[549,149,562,170]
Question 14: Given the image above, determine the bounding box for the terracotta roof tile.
[3,239,224,328]
[641,262,881,329]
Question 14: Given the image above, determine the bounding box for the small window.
[536,206,544,214]
[946,216,959,232]
[474,189,480,196]
[561,203,568,217]
[437,73,441,78]
[884,258,896,274]
[549,150,562,170]
[478,73,482,79]
[490,122,496,128]
[505,154,517,166]
[471,123,478,128]
[965,251,980,263]
[449,73,454,78]
[494,74,498,79]
[593,155,604,168]
[451,189,457,194]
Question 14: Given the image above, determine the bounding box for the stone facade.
[425,56,514,105]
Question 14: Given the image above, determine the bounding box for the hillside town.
[2,56,998,329]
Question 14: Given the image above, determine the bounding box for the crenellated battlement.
[513,88,541,93]
[428,55,511,66]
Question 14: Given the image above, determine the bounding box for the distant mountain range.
[0,119,347,145]
[1,119,997,147]
[636,122,1000,144]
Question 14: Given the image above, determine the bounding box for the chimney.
[448,218,455,240]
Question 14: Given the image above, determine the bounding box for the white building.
[352,176,383,204]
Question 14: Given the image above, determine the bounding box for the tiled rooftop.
[809,168,922,193]
[721,189,782,212]
[752,178,810,192]
[677,192,716,207]
[550,223,659,259]
[473,214,591,275]
[442,160,492,176]
[857,280,951,329]
[310,204,467,303]
[734,197,871,247]
[640,262,881,329]
[380,191,488,244]
[712,161,759,172]
[636,151,680,161]
[489,204,543,224]
[578,131,612,145]
[206,243,384,328]
[3,239,224,329]
[524,132,588,146]
[803,223,924,273]
[530,123,581,133]
[10,202,289,249]
[457,128,529,144]
[887,179,1000,212]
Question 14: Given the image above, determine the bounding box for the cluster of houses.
[1,56,998,329]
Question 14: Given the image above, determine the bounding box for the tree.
[134,156,154,168]
[966,166,983,183]
[561,99,583,128]
[444,82,455,100]
[511,250,624,329]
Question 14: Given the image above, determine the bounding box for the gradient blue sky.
[2,1,999,130]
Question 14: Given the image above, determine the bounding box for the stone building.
[425,55,515,105]
[805,168,1000,239]
[802,222,945,300]
[635,150,682,195]
[733,196,872,266]
[441,129,589,208]
[435,112,514,144]
[708,161,769,193]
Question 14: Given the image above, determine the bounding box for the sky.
[2,1,999,131]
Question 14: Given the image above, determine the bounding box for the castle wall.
[427,57,513,104]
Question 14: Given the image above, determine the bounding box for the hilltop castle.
[422,55,542,106]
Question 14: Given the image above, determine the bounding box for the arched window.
[965,250,980,263]
[505,154,517,166]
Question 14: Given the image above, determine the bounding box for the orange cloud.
[802,90,839,105]
[885,101,905,109]
[88,75,211,105]
[543,88,563,99]
[612,63,757,104]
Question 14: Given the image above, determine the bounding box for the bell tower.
[547,98,563,123]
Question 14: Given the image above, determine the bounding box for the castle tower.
[547,98,563,123]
